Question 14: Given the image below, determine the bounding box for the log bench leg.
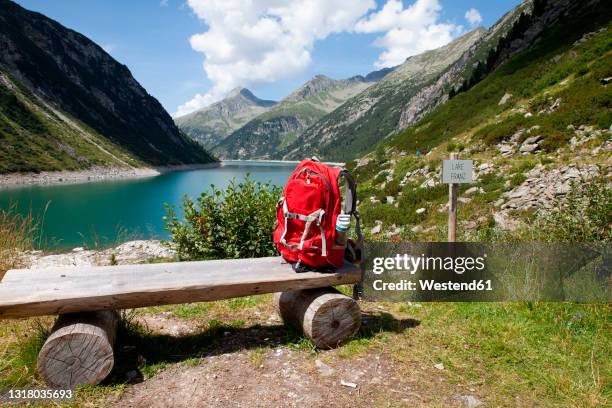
[37,310,120,389]
[274,287,361,349]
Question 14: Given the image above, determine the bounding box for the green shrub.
[164,177,282,260]
[476,114,528,146]
[383,179,401,197]
[511,159,537,174]
[510,173,527,187]
[446,142,457,152]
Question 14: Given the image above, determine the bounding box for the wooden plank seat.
[0,256,363,389]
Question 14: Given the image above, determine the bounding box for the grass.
[396,302,612,407]
[0,318,51,388]
[0,204,42,280]
[2,300,608,406]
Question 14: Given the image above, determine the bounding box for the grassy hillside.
[349,5,611,239]
[0,71,142,173]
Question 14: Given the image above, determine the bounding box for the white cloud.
[464,8,482,25]
[175,0,375,117]
[160,0,169,6]
[355,0,462,68]
[175,0,462,116]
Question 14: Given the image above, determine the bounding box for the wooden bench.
[0,256,362,389]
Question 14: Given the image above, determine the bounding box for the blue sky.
[15,0,522,116]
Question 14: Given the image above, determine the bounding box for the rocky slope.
[280,28,487,162]
[174,88,276,149]
[0,0,215,173]
[348,0,611,239]
[396,2,530,131]
[212,74,384,159]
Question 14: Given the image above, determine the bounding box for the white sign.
[442,160,473,184]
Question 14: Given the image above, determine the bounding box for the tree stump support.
[274,287,361,349]
[37,310,120,389]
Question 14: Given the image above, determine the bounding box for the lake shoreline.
[0,162,221,189]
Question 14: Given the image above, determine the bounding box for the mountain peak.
[226,87,276,108]
[227,87,245,97]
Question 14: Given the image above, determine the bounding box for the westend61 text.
[372,279,493,291]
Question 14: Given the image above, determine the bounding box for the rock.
[420,178,436,188]
[550,98,561,111]
[434,363,444,370]
[498,93,512,105]
[385,225,401,238]
[524,112,533,118]
[458,197,472,204]
[493,211,520,231]
[510,130,524,143]
[410,225,423,233]
[507,186,530,199]
[498,144,514,156]
[555,183,571,195]
[527,125,541,133]
[25,240,175,269]
[356,157,372,168]
[386,196,395,204]
[370,223,382,235]
[494,199,504,207]
[465,186,483,195]
[340,379,357,388]
[315,359,335,377]
[453,395,483,407]
[563,168,581,179]
[599,77,611,86]
[523,135,541,145]
[416,208,426,215]
[520,143,539,153]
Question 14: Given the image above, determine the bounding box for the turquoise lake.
[0,161,296,250]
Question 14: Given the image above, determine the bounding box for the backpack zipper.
[295,168,332,192]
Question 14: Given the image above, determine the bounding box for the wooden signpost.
[442,153,473,242]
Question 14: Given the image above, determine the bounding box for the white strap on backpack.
[279,198,327,257]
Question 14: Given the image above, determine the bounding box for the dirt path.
[102,304,485,408]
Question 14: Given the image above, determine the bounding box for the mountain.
[174,88,276,149]
[346,0,611,238]
[212,71,391,159]
[280,28,488,161]
[0,0,215,174]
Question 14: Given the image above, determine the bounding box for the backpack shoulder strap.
[338,170,357,215]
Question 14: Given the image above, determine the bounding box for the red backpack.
[273,159,361,269]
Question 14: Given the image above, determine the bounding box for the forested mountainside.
[174,88,277,150]
[210,73,386,159]
[347,0,611,240]
[0,0,215,173]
